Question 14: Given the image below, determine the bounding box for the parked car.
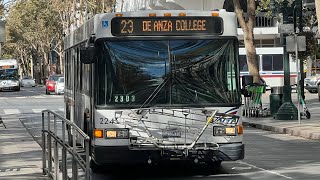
[304,74,320,93]
[46,74,63,94]
[55,77,64,95]
[20,76,36,87]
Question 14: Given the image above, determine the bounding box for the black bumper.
[0,86,19,91]
[93,143,244,165]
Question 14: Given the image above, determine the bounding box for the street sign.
[286,36,306,52]
[279,24,294,34]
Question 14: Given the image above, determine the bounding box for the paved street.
[1,87,320,179]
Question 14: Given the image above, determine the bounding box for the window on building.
[262,39,275,47]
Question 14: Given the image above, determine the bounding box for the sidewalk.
[242,117,320,140]
[242,91,320,141]
[0,116,47,180]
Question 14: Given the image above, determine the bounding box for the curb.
[243,121,320,141]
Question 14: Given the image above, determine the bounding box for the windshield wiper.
[140,76,170,108]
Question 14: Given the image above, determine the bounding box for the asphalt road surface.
[1,87,320,180]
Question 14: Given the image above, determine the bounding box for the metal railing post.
[85,139,90,180]
[47,112,52,173]
[72,126,78,180]
[42,112,47,175]
[62,121,68,180]
[53,115,59,180]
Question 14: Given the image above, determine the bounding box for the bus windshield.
[0,69,18,80]
[95,39,240,108]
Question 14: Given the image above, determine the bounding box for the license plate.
[162,128,182,138]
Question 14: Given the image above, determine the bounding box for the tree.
[231,0,260,83]
[5,0,62,82]
[316,0,320,35]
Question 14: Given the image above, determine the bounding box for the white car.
[55,77,64,95]
[21,76,36,87]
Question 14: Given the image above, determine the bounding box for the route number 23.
[121,20,133,34]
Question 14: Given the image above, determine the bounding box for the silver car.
[21,76,36,87]
[55,77,64,95]
[304,74,320,93]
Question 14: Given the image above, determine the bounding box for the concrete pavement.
[242,91,320,141]
[0,115,47,180]
[242,117,320,140]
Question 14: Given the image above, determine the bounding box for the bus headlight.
[213,126,236,136]
[105,129,129,139]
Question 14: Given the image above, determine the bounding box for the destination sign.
[111,16,223,36]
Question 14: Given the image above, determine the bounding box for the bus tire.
[67,124,73,146]
[83,111,92,155]
[90,159,100,173]
[306,110,311,119]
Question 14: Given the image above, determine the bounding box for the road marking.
[32,109,44,113]
[22,88,43,96]
[15,97,27,99]
[3,109,20,115]
[58,108,64,111]
[34,96,45,99]
[231,167,252,170]
[238,161,293,179]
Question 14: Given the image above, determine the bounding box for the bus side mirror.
[80,46,96,64]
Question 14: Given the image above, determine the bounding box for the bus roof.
[64,9,237,50]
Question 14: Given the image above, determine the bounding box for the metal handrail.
[41,109,91,180]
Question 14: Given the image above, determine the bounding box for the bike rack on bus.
[41,110,91,180]
[129,108,224,153]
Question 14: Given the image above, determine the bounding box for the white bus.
[64,9,244,170]
[239,47,298,88]
[0,59,20,91]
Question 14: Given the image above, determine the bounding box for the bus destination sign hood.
[111,16,223,36]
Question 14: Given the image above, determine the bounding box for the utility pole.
[297,0,305,100]
[275,0,298,120]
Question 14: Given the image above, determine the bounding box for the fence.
[41,110,91,180]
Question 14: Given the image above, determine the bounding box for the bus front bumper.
[92,143,244,165]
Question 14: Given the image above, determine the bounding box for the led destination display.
[111,16,223,36]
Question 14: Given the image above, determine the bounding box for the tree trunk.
[233,0,260,83]
[316,0,320,35]
[59,42,64,74]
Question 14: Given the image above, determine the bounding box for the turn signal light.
[237,125,243,134]
[211,12,219,17]
[94,129,103,138]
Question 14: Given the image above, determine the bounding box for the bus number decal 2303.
[114,95,135,103]
[100,118,119,124]
[121,20,133,34]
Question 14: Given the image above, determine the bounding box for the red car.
[45,75,63,94]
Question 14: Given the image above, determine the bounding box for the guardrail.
[41,110,91,180]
